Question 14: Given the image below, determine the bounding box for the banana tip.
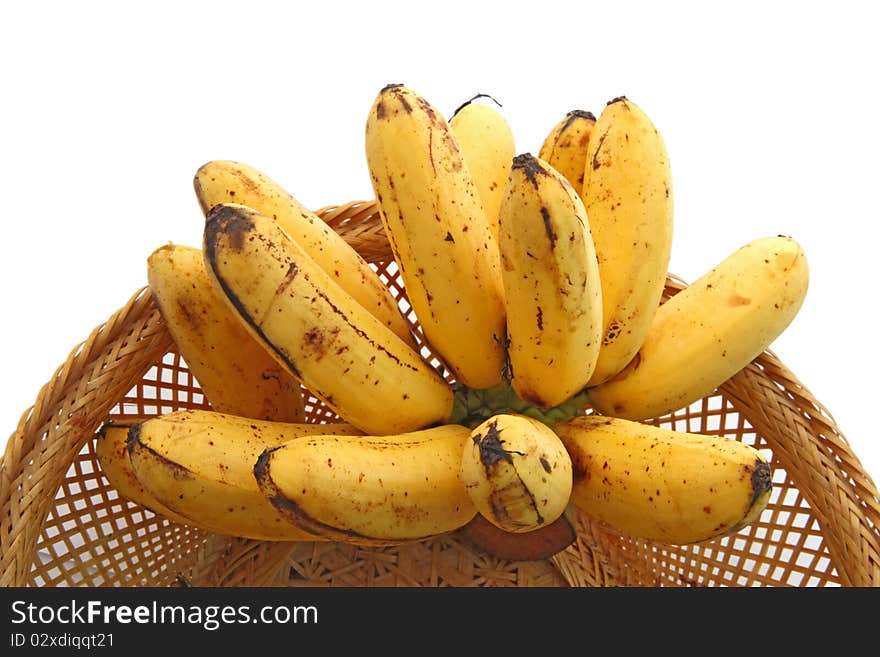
[511,153,548,186]
[567,109,596,121]
[751,459,772,506]
[252,447,274,483]
[125,424,142,458]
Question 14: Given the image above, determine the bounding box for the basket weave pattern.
[2,201,879,587]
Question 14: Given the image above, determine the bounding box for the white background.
[2,2,878,484]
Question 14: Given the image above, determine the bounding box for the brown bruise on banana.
[473,419,545,527]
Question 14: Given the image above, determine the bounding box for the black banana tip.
[750,459,773,506]
[125,424,142,458]
[253,447,274,484]
[511,153,548,187]
[567,109,597,121]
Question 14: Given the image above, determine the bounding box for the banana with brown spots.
[193,160,416,349]
[365,83,507,389]
[202,203,454,435]
[552,415,772,544]
[537,109,597,196]
[581,96,674,386]
[254,424,476,545]
[587,235,809,421]
[460,413,573,533]
[449,94,516,243]
[124,409,362,541]
[96,419,212,530]
[497,154,602,409]
[148,243,305,422]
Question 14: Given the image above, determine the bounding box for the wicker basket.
[2,200,879,588]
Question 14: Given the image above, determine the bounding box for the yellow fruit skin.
[582,96,674,386]
[588,236,809,421]
[193,160,416,349]
[365,83,507,389]
[126,409,361,541]
[498,154,602,409]
[148,243,304,422]
[460,414,573,533]
[537,110,596,196]
[202,203,454,435]
[95,420,210,529]
[254,425,476,545]
[553,415,772,545]
[449,97,516,242]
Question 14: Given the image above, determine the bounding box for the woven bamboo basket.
[2,200,879,588]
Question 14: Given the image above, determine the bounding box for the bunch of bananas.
[96,83,809,557]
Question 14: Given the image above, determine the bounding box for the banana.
[254,424,476,545]
[497,153,602,409]
[552,415,772,544]
[587,235,809,421]
[193,159,416,348]
[147,243,304,422]
[581,96,674,386]
[95,419,210,529]
[202,202,454,435]
[365,83,507,389]
[449,94,516,241]
[537,109,596,195]
[125,409,362,541]
[460,413,573,533]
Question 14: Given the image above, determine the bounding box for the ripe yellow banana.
[254,424,476,545]
[497,153,602,409]
[537,109,596,195]
[460,414,572,533]
[147,243,304,422]
[125,409,361,541]
[193,159,416,349]
[449,95,516,241]
[365,83,507,389]
[553,415,772,544]
[202,203,454,435]
[581,96,674,386]
[95,419,210,529]
[588,235,809,421]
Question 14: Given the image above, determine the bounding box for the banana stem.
[448,380,590,429]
